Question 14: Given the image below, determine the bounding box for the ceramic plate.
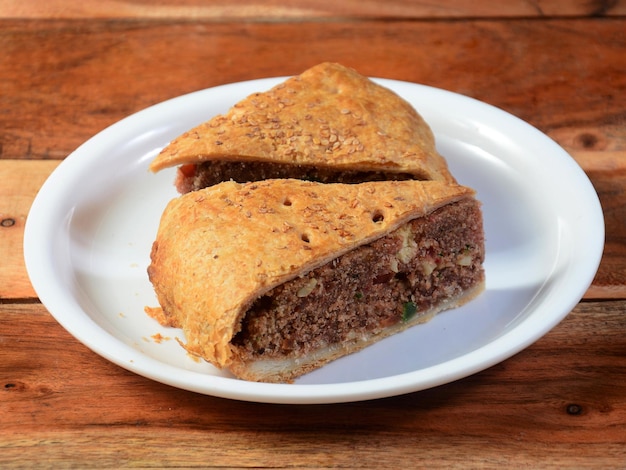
[24,77,604,404]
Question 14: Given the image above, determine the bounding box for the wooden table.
[1,1,625,467]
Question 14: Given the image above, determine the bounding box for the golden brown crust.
[149,62,455,183]
[147,178,474,371]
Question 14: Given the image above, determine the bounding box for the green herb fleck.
[402,301,418,323]
[354,291,363,300]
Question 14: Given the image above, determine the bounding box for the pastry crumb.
[151,333,171,344]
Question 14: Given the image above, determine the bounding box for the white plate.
[24,77,604,404]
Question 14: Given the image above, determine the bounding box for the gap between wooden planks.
[0,153,623,301]
[3,0,625,20]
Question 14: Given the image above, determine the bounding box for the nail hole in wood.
[566,404,583,415]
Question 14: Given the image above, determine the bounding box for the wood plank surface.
[3,0,626,20]
[1,301,624,467]
[580,152,626,299]
[0,160,59,300]
[1,19,624,161]
[1,6,625,468]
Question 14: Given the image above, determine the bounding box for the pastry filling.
[175,161,415,193]
[231,199,484,362]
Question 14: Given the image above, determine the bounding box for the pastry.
[149,62,456,192]
[147,178,484,383]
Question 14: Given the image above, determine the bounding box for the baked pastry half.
[147,178,485,383]
[149,62,456,192]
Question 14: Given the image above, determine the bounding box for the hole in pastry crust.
[301,233,310,243]
[372,211,385,223]
[283,198,292,206]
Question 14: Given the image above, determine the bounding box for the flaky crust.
[147,179,474,371]
[149,62,455,183]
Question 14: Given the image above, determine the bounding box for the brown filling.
[231,199,484,361]
[175,161,415,193]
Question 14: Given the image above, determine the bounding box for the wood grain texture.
[0,160,59,300]
[580,152,626,299]
[1,301,624,467]
[1,19,624,163]
[2,0,625,20]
